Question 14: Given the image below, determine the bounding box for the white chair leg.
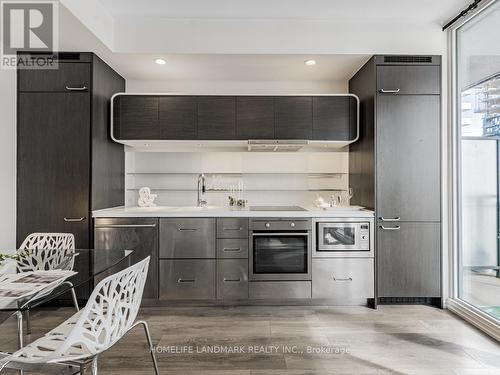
[91,356,98,375]
[16,311,23,348]
[131,321,160,375]
[15,311,24,375]
[70,288,79,311]
[25,310,31,335]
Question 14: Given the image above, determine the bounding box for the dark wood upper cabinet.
[118,95,159,139]
[112,94,358,141]
[275,97,312,139]
[159,96,197,139]
[197,96,236,139]
[236,96,274,139]
[312,96,357,141]
[377,65,440,95]
[18,62,91,92]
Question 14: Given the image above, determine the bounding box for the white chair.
[0,256,159,375]
[18,233,80,333]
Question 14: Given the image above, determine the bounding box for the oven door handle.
[252,232,309,236]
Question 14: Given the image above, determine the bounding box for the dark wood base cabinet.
[17,52,125,300]
[349,55,442,305]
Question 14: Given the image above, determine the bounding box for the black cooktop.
[249,206,307,212]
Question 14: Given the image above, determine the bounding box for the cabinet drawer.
[312,258,374,301]
[217,259,248,299]
[377,66,440,95]
[159,260,215,300]
[217,218,248,238]
[19,62,91,92]
[160,218,215,258]
[250,281,311,299]
[217,239,248,258]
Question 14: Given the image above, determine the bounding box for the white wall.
[126,80,348,94]
[0,70,17,249]
[125,152,349,207]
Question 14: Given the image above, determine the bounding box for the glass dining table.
[0,249,133,351]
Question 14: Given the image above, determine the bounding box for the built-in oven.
[249,218,312,281]
[312,217,374,258]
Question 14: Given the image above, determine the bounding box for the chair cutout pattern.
[0,257,159,375]
[17,233,79,324]
[17,233,76,272]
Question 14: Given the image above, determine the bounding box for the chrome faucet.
[197,173,207,207]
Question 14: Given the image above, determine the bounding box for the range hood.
[247,140,308,152]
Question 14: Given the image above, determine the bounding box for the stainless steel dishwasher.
[94,217,159,299]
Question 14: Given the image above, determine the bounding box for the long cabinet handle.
[95,224,156,228]
[378,88,400,93]
[332,277,352,282]
[64,217,86,222]
[178,228,198,232]
[223,278,241,283]
[177,278,196,283]
[379,225,401,230]
[252,232,309,237]
[223,227,243,231]
[223,248,242,252]
[379,217,401,222]
[65,86,87,91]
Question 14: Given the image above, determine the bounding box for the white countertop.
[92,206,374,218]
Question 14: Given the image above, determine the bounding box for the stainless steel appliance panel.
[313,218,374,258]
[94,218,159,299]
[160,218,216,258]
[317,222,369,250]
[251,218,312,231]
[250,231,312,281]
[159,259,216,299]
[217,259,249,299]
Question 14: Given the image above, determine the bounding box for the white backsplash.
[125,151,349,207]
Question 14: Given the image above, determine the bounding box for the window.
[455,0,500,321]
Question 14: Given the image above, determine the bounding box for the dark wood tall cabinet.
[349,55,442,305]
[17,52,125,299]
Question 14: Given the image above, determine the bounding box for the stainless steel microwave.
[313,218,374,258]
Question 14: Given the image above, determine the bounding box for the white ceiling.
[59,0,468,84]
[111,54,370,82]
[98,0,467,24]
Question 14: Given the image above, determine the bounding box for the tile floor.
[0,305,499,374]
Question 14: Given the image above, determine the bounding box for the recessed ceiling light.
[154,58,166,65]
[305,59,316,66]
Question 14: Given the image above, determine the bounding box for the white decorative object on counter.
[138,187,158,207]
[313,194,330,209]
